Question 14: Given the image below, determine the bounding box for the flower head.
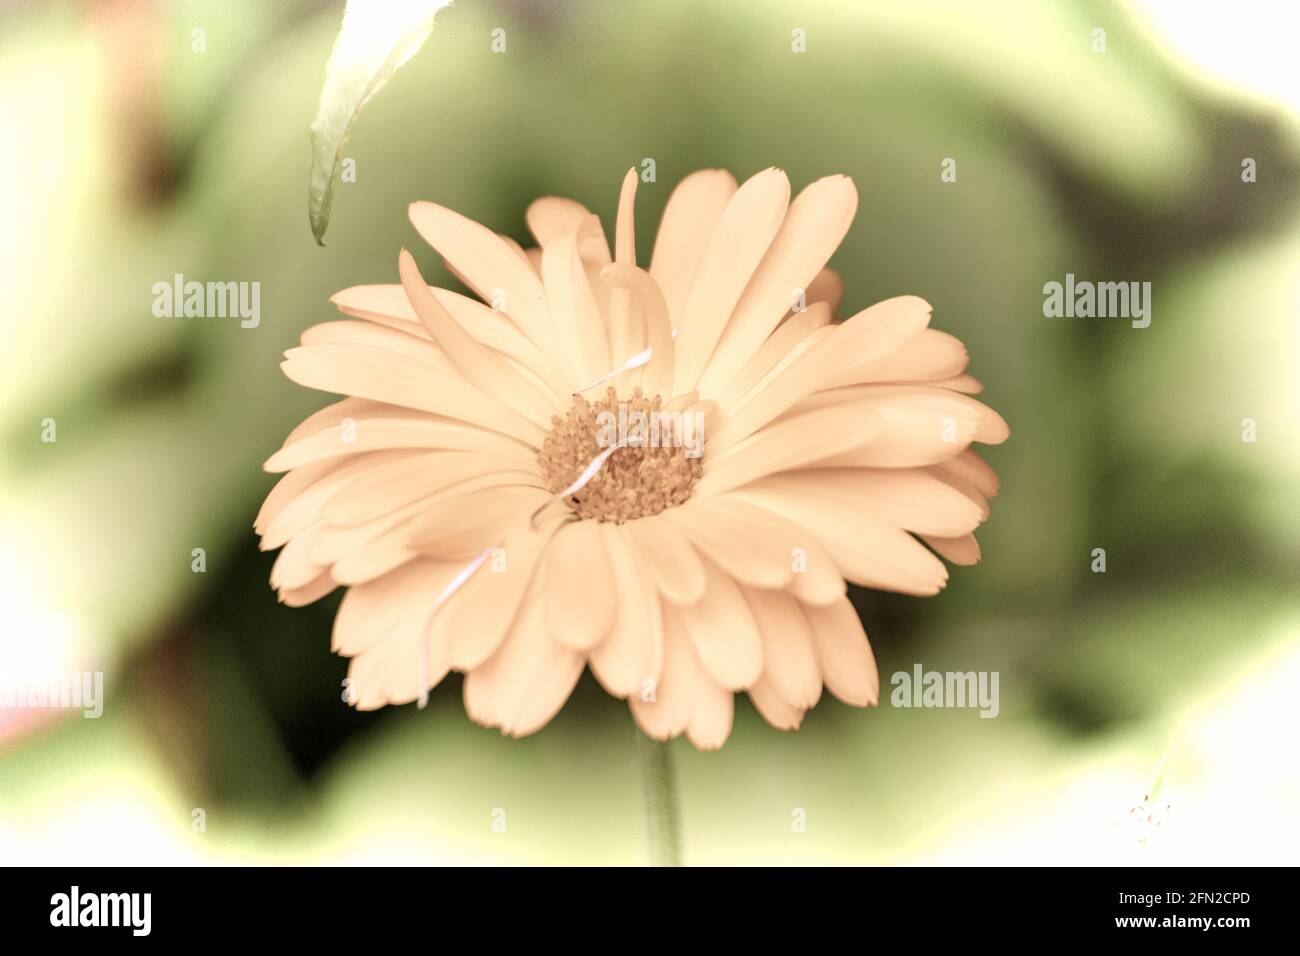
[257,168,1007,749]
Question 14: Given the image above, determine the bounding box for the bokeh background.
[1,0,1297,865]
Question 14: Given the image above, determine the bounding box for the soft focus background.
[1,0,1297,865]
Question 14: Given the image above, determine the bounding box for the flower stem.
[632,723,683,866]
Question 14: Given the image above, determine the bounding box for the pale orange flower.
[256,168,1007,749]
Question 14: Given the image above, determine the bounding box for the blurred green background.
[1,0,1297,864]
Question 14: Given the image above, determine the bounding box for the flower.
[256,168,1007,749]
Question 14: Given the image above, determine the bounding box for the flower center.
[538,387,703,523]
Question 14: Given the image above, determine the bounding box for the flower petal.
[443,511,564,670]
[707,296,932,453]
[588,524,663,698]
[728,477,949,596]
[678,558,763,691]
[281,344,546,447]
[629,601,698,740]
[648,169,737,328]
[745,587,822,709]
[686,675,734,750]
[698,174,858,397]
[803,598,878,707]
[408,200,571,374]
[671,168,790,394]
[545,519,616,650]
[623,515,706,605]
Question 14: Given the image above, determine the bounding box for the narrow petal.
[934,448,1001,498]
[541,230,610,385]
[278,569,338,608]
[805,267,844,314]
[588,524,663,698]
[614,167,639,264]
[408,201,571,373]
[745,587,822,709]
[301,319,450,370]
[698,174,858,397]
[443,512,564,670]
[629,602,698,740]
[686,675,734,750]
[408,484,552,557]
[333,558,463,656]
[266,409,537,474]
[707,296,932,453]
[748,678,806,731]
[599,263,675,400]
[678,559,763,690]
[715,302,831,411]
[922,532,982,565]
[762,467,987,538]
[348,603,452,711]
[281,344,546,447]
[729,477,950,596]
[261,452,419,549]
[694,402,883,497]
[545,519,616,650]
[526,195,591,247]
[398,249,563,424]
[808,403,979,469]
[662,498,794,590]
[623,515,706,605]
[648,169,737,327]
[803,599,879,707]
[672,168,791,393]
[826,328,969,388]
[332,283,574,399]
[464,586,584,737]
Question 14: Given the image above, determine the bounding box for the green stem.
[633,723,683,866]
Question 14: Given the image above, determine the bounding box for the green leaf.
[307,0,452,245]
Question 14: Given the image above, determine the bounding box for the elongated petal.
[588,524,663,698]
[545,519,616,650]
[266,412,537,473]
[715,302,831,411]
[281,344,545,447]
[729,478,949,596]
[600,263,675,400]
[464,587,584,737]
[333,558,463,656]
[678,559,763,690]
[408,201,571,373]
[695,402,883,497]
[804,599,878,707]
[662,498,795,590]
[629,602,698,739]
[745,587,822,709]
[526,195,591,247]
[443,514,563,670]
[707,296,932,453]
[686,675,734,750]
[649,169,737,327]
[698,174,858,397]
[399,249,562,424]
[542,230,610,385]
[624,515,706,604]
[672,168,790,393]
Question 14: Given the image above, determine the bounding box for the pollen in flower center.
[538,386,703,524]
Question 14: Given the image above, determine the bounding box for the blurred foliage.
[1,0,1297,863]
